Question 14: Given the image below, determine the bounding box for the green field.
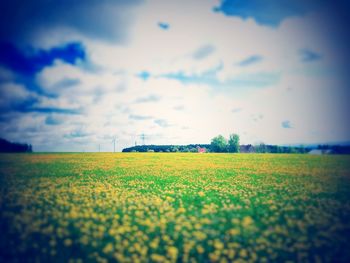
[1,153,350,262]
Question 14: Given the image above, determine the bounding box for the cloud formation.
[158,22,170,30]
[134,95,161,104]
[281,120,293,129]
[0,0,349,152]
[299,49,322,62]
[238,55,263,67]
[0,42,85,76]
[0,0,141,44]
[214,0,325,26]
[129,114,153,121]
[192,45,216,60]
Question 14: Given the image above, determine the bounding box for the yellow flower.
[239,249,248,258]
[177,207,186,213]
[103,243,114,254]
[227,249,235,259]
[133,242,141,251]
[64,238,72,247]
[166,196,174,202]
[242,216,253,227]
[150,238,160,249]
[209,253,219,262]
[79,235,89,245]
[167,246,178,259]
[229,228,240,235]
[196,245,205,254]
[151,254,166,262]
[193,231,207,241]
[231,218,239,225]
[214,240,224,250]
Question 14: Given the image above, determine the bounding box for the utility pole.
[99,144,100,153]
[112,137,117,153]
[141,134,145,145]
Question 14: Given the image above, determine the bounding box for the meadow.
[0,153,349,262]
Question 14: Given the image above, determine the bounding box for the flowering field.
[0,153,350,262]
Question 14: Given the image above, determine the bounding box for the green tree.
[255,143,266,153]
[228,133,240,153]
[276,146,282,153]
[189,147,198,153]
[170,146,179,152]
[210,135,228,153]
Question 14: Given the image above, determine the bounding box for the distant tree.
[289,147,297,154]
[228,133,240,153]
[255,143,266,153]
[189,147,197,153]
[0,138,33,153]
[210,135,228,153]
[276,146,282,153]
[299,145,306,154]
[182,147,190,152]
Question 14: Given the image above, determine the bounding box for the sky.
[0,0,350,152]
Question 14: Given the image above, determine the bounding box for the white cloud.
[0,83,34,103]
[2,0,349,151]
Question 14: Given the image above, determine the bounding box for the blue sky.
[0,0,349,151]
[214,0,326,26]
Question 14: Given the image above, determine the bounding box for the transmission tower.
[140,134,145,145]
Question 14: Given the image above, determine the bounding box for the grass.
[0,153,350,262]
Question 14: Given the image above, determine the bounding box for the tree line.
[123,133,350,154]
[0,138,33,153]
[122,144,210,153]
[209,134,311,153]
[122,134,241,153]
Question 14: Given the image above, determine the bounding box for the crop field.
[0,153,350,262]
